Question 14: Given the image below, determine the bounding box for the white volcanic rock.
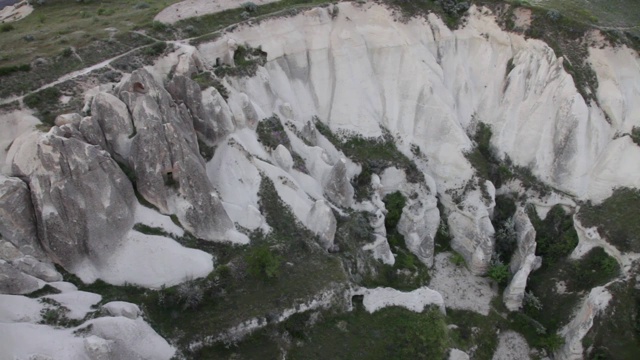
[447,186,496,275]
[10,255,62,283]
[0,175,45,261]
[430,252,495,315]
[195,2,636,207]
[7,130,137,273]
[450,348,471,360]
[0,261,40,295]
[324,158,354,208]
[492,331,531,360]
[558,286,612,360]
[305,200,337,250]
[273,144,294,172]
[503,208,539,311]
[381,167,440,267]
[101,301,141,320]
[355,286,446,314]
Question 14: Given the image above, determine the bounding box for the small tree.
[246,245,281,280]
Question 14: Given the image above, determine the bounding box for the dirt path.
[154,0,281,24]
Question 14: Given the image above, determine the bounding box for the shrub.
[383,191,406,230]
[242,2,257,12]
[488,260,510,285]
[0,23,14,32]
[143,41,167,57]
[0,64,31,77]
[529,205,578,264]
[246,245,282,280]
[450,252,465,267]
[256,114,290,150]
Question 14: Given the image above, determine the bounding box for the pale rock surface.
[81,92,135,164]
[114,69,235,241]
[0,0,32,23]
[360,175,395,265]
[54,113,82,127]
[196,2,634,206]
[430,252,495,315]
[355,286,446,314]
[101,301,141,320]
[305,200,336,250]
[166,74,230,146]
[0,294,42,323]
[450,348,471,360]
[0,175,45,260]
[381,167,439,267]
[0,261,39,294]
[0,111,40,175]
[324,158,354,208]
[273,144,294,172]
[10,255,62,282]
[558,286,612,360]
[503,208,539,311]
[83,335,113,360]
[447,186,496,275]
[492,331,531,360]
[74,230,214,288]
[7,130,136,272]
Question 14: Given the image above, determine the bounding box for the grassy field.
[530,0,640,33]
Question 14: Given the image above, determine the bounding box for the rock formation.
[503,208,540,311]
[305,200,337,250]
[324,158,354,208]
[0,175,44,260]
[7,129,136,272]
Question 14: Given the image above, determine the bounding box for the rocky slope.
[1,1,639,359]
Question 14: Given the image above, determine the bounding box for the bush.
[450,252,465,267]
[0,23,15,32]
[242,2,257,12]
[143,41,167,57]
[0,64,31,77]
[529,205,578,264]
[246,245,282,280]
[383,191,406,230]
[488,260,510,285]
[256,114,290,150]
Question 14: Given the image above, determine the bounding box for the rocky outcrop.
[361,175,394,265]
[558,286,612,360]
[492,331,531,360]
[113,69,234,240]
[7,131,136,271]
[447,186,496,275]
[305,200,336,250]
[101,301,141,320]
[0,261,39,295]
[10,255,61,283]
[503,208,539,311]
[166,74,233,147]
[356,286,446,314]
[81,92,135,164]
[324,158,354,208]
[0,175,45,261]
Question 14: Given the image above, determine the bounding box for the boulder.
[324,158,354,208]
[273,144,293,172]
[0,175,45,261]
[54,113,82,127]
[10,255,62,282]
[0,261,40,295]
[102,301,141,319]
[396,187,439,267]
[84,336,113,360]
[8,131,136,271]
[305,200,336,250]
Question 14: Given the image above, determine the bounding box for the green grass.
[578,187,640,253]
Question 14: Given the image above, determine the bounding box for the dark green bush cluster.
[488,261,510,285]
[246,245,282,280]
[528,205,578,264]
[143,41,167,57]
[492,195,517,263]
[133,223,170,237]
[190,71,229,100]
[0,64,31,77]
[256,114,290,150]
